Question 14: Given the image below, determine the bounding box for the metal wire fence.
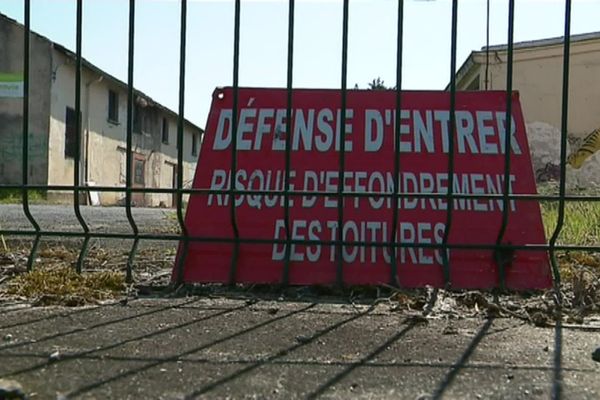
[1,0,598,296]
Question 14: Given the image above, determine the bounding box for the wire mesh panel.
[3,0,599,298]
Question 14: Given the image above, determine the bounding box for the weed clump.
[6,266,125,306]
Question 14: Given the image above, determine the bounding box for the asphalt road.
[0,204,178,235]
[0,298,599,399]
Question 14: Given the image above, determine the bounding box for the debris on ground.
[0,379,26,400]
[48,350,62,363]
[0,242,599,325]
[593,347,600,362]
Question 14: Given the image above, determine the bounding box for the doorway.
[132,153,145,207]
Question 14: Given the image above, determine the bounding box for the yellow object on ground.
[568,127,600,169]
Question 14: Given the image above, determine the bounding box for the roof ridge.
[481,31,600,52]
[0,11,202,132]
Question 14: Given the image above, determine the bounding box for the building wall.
[48,48,199,206]
[48,50,78,191]
[459,39,600,189]
[0,16,51,185]
[156,119,198,207]
[469,39,600,136]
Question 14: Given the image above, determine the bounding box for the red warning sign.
[174,88,551,289]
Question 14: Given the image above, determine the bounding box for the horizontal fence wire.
[5,185,600,202]
[4,186,600,203]
[0,0,596,294]
[2,229,600,253]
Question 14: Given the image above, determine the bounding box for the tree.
[353,77,396,90]
[368,77,388,90]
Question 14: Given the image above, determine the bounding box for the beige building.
[0,13,202,207]
[453,32,600,186]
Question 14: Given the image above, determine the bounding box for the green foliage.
[0,189,47,204]
[354,77,395,90]
[537,182,600,245]
[541,200,600,246]
[368,77,388,90]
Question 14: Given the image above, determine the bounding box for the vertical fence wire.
[281,0,295,286]
[494,0,515,290]
[228,0,241,285]
[441,0,459,288]
[74,0,91,274]
[6,1,588,292]
[174,0,189,286]
[389,0,405,287]
[335,0,350,287]
[125,0,140,283]
[549,0,573,299]
[21,0,41,272]
[484,0,490,90]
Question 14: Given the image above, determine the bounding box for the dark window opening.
[162,117,169,144]
[133,104,142,134]
[65,107,77,158]
[466,75,480,91]
[192,133,198,156]
[108,89,119,123]
[134,159,145,185]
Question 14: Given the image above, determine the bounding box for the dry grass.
[0,204,599,316]
[556,252,600,314]
[532,183,600,315]
[0,243,175,305]
[5,267,125,306]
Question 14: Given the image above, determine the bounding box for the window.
[192,133,198,156]
[162,117,169,144]
[108,89,119,123]
[134,159,145,185]
[65,107,77,158]
[133,104,142,134]
[466,75,480,91]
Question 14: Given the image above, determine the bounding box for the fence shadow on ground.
[430,318,494,399]
[63,302,317,398]
[0,296,578,399]
[553,317,563,400]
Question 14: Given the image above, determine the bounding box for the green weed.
[541,200,600,246]
[0,189,47,204]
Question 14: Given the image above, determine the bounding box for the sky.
[1,0,599,128]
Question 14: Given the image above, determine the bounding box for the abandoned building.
[0,12,202,207]
[453,32,600,187]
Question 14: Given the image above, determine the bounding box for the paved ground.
[0,298,599,399]
[0,204,178,234]
[0,204,179,255]
[2,205,599,398]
